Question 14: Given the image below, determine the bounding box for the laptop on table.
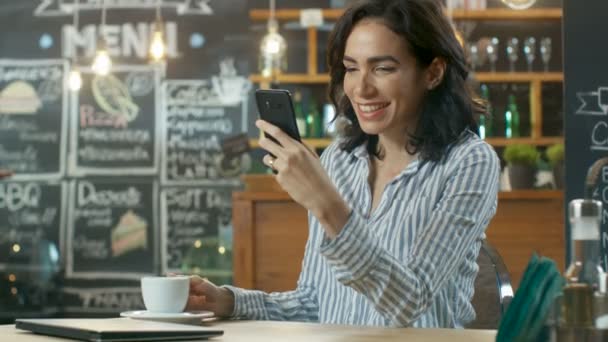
[16,318,223,342]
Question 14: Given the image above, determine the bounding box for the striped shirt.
[225,130,500,328]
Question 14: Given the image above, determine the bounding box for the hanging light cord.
[72,0,79,63]
[156,0,161,22]
[270,0,276,21]
[101,0,107,29]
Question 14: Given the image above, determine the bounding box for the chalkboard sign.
[0,60,67,179]
[0,180,64,271]
[563,0,608,265]
[0,0,252,315]
[66,179,158,279]
[161,60,252,185]
[61,286,143,314]
[160,186,232,275]
[70,65,162,175]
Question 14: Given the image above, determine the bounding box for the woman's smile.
[356,102,391,120]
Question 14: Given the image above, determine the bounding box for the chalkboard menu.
[0,60,67,179]
[66,179,158,279]
[161,186,232,275]
[70,65,161,175]
[162,73,251,185]
[0,180,64,271]
[563,0,608,265]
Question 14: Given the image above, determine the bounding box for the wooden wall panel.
[254,202,308,292]
[485,198,565,289]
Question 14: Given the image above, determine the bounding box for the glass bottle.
[565,198,604,288]
[479,113,487,139]
[293,90,307,138]
[306,97,322,138]
[508,94,520,137]
[480,84,494,137]
[562,198,604,327]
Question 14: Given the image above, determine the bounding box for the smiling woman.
[184,0,500,329]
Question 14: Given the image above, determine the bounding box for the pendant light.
[92,0,112,76]
[259,0,287,79]
[149,0,166,62]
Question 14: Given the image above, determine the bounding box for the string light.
[149,0,166,62]
[92,0,112,75]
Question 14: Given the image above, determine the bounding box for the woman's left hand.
[256,120,350,235]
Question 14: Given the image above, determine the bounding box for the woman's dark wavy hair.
[327,0,483,162]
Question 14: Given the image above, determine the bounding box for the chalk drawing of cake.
[0,81,42,114]
[111,210,148,257]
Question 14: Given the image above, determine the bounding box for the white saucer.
[120,310,215,325]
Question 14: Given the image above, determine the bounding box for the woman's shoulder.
[446,130,500,167]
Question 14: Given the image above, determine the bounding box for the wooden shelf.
[485,137,563,147]
[498,190,563,200]
[250,137,562,149]
[250,74,329,84]
[251,72,563,84]
[250,138,332,149]
[476,72,563,82]
[250,8,562,21]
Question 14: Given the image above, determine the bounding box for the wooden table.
[3,320,496,342]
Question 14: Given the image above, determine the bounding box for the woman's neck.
[374,135,417,173]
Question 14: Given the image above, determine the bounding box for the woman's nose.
[353,72,376,98]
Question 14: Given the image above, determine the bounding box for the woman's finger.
[185,295,208,311]
[262,154,275,170]
[258,135,284,159]
[256,120,299,150]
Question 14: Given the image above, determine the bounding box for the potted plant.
[503,144,540,189]
[546,143,565,189]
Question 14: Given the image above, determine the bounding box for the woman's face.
[343,19,428,140]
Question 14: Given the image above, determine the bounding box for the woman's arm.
[222,225,320,322]
[318,142,500,326]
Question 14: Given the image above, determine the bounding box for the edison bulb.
[261,32,286,56]
[92,50,112,76]
[68,70,82,91]
[149,30,166,61]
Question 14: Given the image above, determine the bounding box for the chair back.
[467,240,514,329]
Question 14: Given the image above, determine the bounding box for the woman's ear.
[425,57,446,90]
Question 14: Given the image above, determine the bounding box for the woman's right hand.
[186,275,235,317]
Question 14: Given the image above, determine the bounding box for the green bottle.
[306,97,322,138]
[480,84,493,137]
[293,90,307,138]
[479,113,487,139]
[507,94,520,138]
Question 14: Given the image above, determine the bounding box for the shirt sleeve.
[221,141,343,321]
[318,141,500,326]
[223,214,320,322]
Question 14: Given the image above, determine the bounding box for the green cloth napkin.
[496,254,564,342]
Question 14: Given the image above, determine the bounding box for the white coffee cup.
[141,276,189,313]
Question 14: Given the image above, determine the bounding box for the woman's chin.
[359,122,387,136]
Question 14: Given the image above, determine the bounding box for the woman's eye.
[375,66,395,73]
[344,66,358,73]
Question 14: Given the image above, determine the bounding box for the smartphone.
[255,89,302,144]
